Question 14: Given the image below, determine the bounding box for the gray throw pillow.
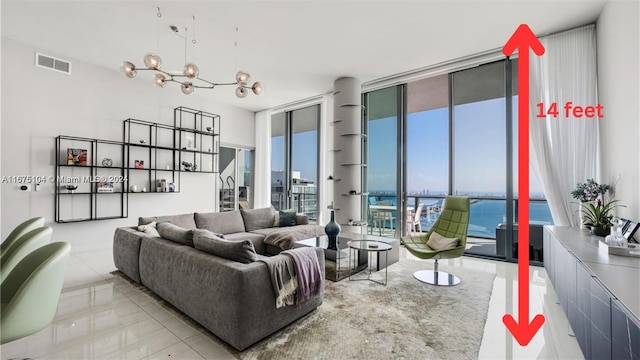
[279,209,297,227]
[295,213,309,225]
[157,222,194,246]
[193,229,258,264]
[241,207,277,231]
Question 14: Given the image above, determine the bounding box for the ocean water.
[375,197,554,239]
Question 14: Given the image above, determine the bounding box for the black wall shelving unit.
[55,135,128,223]
[174,106,220,174]
[123,118,180,194]
[55,106,221,223]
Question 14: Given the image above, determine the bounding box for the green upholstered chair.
[1,242,71,344]
[401,196,470,286]
[0,226,53,283]
[1,217,45,254]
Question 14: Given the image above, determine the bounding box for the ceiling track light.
[120,12,263,98]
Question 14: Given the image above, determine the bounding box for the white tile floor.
[0,244,584,360]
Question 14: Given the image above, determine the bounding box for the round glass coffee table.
[347,240,392,285]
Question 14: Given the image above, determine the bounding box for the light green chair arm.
[1,242,71,344]
[0,227,53,283]
[1,217,45,254]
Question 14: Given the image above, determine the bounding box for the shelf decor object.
[120,8,262,98]
[332,77,365,233]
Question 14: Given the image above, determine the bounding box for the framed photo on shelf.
[67,148,88,166]
[134,160,144,169]
[97,181,114,193]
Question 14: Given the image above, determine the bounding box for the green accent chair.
[1,242,71,344]
[401,196,470,286]
[0,227,53,283]
[1,217,45,254]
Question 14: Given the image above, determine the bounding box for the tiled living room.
[1,1,638,359]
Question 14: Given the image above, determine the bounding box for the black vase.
[325,210,341,250]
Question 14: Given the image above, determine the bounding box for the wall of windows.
[364,58,553,261]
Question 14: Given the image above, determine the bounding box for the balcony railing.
[368,193,553,239]
[271,190,318,222]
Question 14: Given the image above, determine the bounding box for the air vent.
[35,52,71,74]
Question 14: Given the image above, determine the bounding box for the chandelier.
[120,11,263,98]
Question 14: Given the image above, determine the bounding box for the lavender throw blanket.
[282,247,324,303]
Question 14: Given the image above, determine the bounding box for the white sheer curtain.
[529,24,600,227]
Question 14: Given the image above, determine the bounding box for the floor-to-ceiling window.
[406,74,449,235]
[270,105,320,221]
[452,61,509,257]
[364,86,401,237]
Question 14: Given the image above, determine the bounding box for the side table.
[347,240,392,285]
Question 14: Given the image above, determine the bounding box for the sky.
[272,95,546,197]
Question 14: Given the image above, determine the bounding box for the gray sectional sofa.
[113,208,326,351]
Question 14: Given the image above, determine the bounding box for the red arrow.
[501,24,546,346]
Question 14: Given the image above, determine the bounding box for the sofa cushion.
[278,209,297,227]
[241,207,277,232]
[195,211,246,234]
[224,232,267,255]
[193,229,258,264]
[249,228,282,237]
[157,222,194,246]
[139,213,196,229]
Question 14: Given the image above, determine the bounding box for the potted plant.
[581,198,622,236]
[571,179,623,235]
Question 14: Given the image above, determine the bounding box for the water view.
[372,193,553,239]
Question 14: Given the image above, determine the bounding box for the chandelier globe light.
[120,9,263,98]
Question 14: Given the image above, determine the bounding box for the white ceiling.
[1,0,607,112]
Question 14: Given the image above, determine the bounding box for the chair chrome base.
[413,270,461,286]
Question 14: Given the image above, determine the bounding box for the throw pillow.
[157,222,194,247]
[138,221,160,237]
[426,231,459,251]
[273,212,280,227]
[278,209,297,227]
[295,213,309,225]
[193,229,258,264]
[240,207,277,232]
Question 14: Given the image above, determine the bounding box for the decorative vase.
[591,225,609,237]
[325,210,341,250]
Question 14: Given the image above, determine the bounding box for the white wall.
[596,0,640,220]
[1,38,255,253]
